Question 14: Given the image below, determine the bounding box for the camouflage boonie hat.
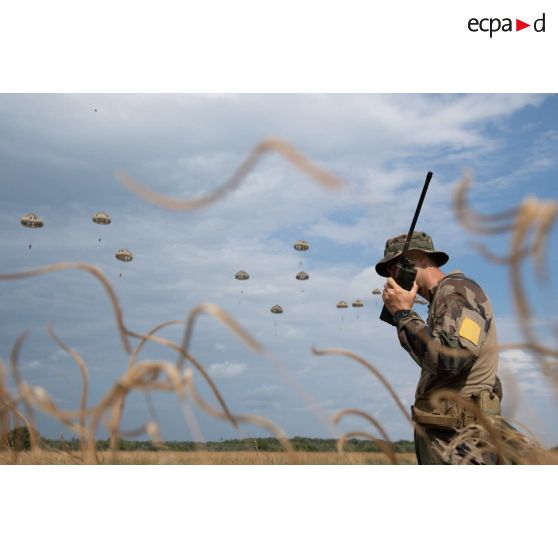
[375,231,449,277]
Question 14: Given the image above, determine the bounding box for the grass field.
[0,450,418,465]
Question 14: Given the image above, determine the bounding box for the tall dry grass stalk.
[116,137,344,212]
[333,408,397,464]
[312,346,424,437]
[454,173,558,387]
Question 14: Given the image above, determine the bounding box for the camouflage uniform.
[376,233,502,465]
[399,270,501,463]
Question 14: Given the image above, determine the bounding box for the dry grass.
[0,450,418,465]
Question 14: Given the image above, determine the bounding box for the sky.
[1,93,557,445]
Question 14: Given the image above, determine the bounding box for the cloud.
[499,349,549,396]
[208,361,249,379]
[480,128,558,191]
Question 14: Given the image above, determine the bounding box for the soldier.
[376,231,502,464]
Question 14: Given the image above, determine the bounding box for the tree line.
[4,427,416,453]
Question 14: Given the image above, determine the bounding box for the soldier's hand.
[382,278,418,315]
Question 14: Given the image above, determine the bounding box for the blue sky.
[1,93,557,445]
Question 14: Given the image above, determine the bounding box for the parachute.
[235,270,249,301]
[20,213,43,248]
[93,211,111,242]
[294,240,309,268]
[336,300,348,329]
[270,304,283,336]
[293,240,309,252]
[115,249,133,262]
[295,270,309,298]
[115,249,133,277]
[92,212,111,225]
[21,213,44,228]
[352,299,364,321]
[372,288,382,308]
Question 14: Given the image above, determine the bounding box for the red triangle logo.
[516,19,530,31]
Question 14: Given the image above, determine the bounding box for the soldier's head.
[375,231,449,280]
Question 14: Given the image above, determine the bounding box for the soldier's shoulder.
[437,272,489,305]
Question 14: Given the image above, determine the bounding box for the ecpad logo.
[468,13,546,37]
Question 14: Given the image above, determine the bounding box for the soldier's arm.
[394,310,427,367]
[396,295,487,376]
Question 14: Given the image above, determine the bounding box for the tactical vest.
[412,388,501,429]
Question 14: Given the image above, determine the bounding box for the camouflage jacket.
[396,270,500,402]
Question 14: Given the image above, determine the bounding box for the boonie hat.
[375,231,449,278]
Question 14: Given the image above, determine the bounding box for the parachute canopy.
[20,213,43,228]
[293,240,309,252]
[235,270,250,280]
[92,211,111,225]
[372,288,382,295]
[336,301,348,309]
[352,299,364,308]
[296,271,309,280]
[115,249,133,262]
[270,305,283,314]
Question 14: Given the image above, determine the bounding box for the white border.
[1,465,556,555]
[0,1,555,92]
[0,0,555,551]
